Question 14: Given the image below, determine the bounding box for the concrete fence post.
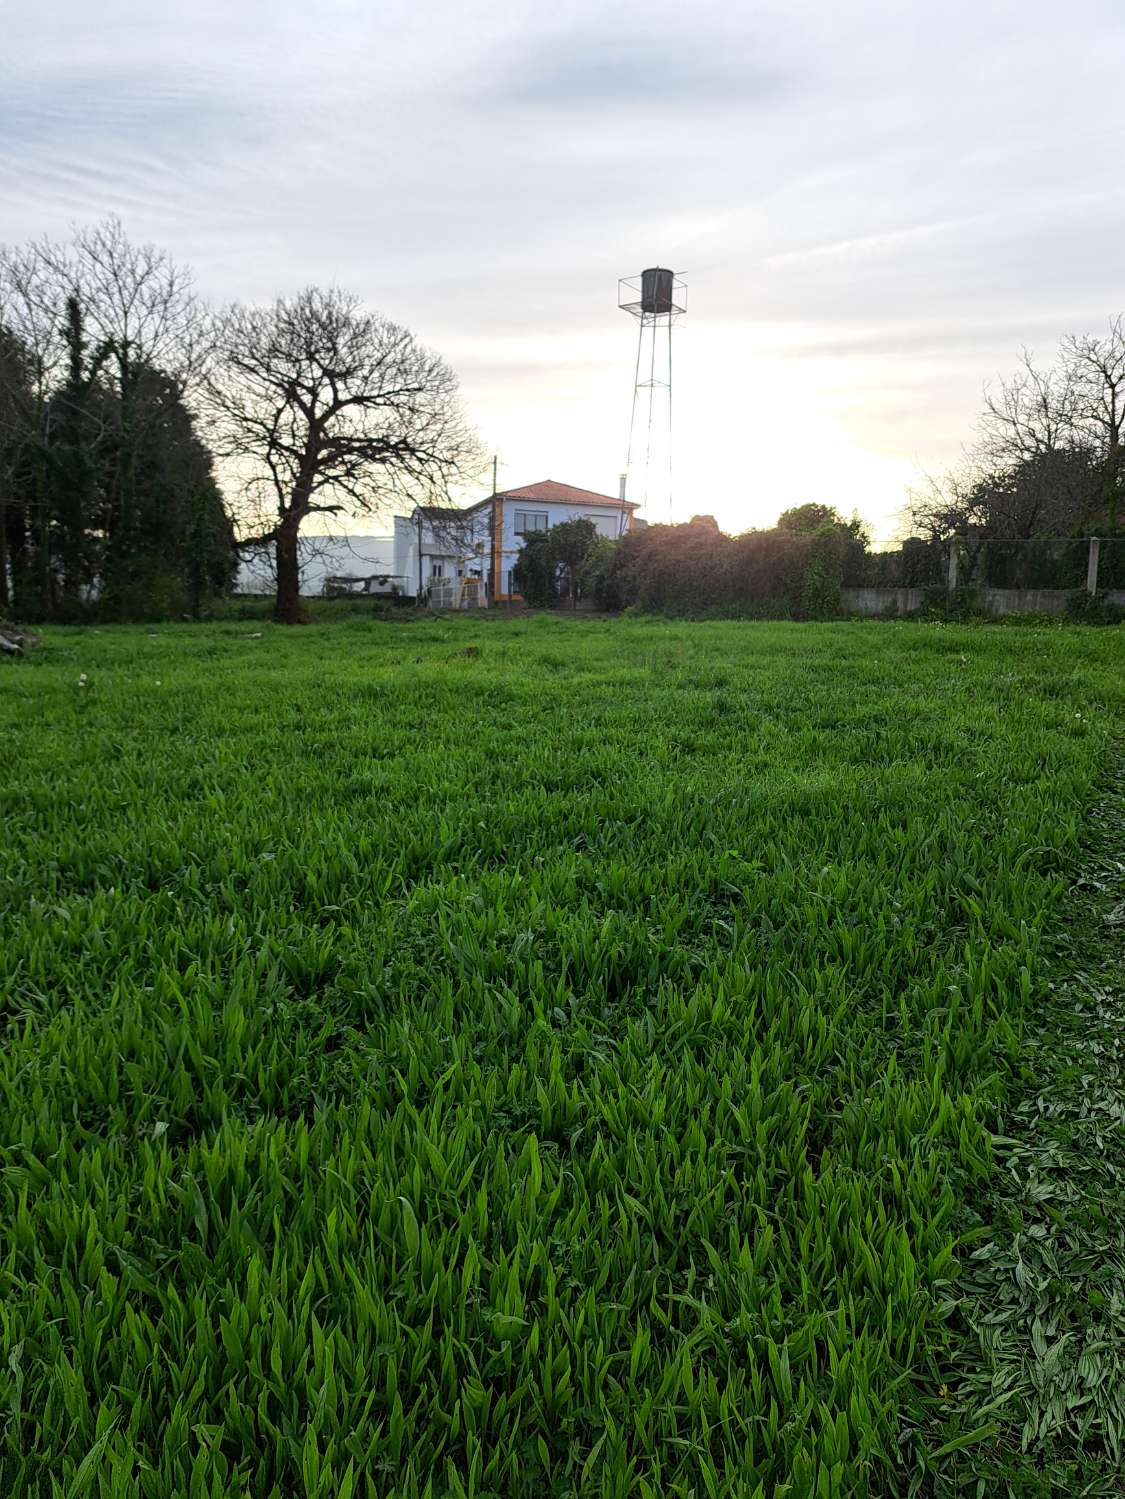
[947,539,959,592]
[1086,536,1101,595]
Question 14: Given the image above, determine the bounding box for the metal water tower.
[619,267,686,521]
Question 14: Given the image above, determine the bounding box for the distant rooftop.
[464,479,637,512]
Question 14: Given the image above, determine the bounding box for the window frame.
[514,510,549,536]
[581,510,618,538]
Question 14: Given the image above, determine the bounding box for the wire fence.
[845,536,1125,593]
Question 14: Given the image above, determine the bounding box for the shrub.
[512,531,558,607]
[605,520,850,618]
[1064,589,1125,624]
[577,536,623,610]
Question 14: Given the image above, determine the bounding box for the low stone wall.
[981,587,1125,615]
[842,586,1125,617]
[980,588,1068,616]
[841,588,926,615]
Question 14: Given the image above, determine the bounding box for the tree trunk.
[6,497,30,616]
[274,518,304,623]
[0,499,8,614]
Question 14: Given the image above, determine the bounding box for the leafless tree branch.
[204,285,482,621]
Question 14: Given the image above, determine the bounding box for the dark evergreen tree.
[43,295,113,615]
[100,364,236,618]
[2,221,236,621]
[0,324,34,615]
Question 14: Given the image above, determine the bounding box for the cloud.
[3,64,235,141]
[495,26,780,110]
[2,0,1124,537]
[0,61,269,226]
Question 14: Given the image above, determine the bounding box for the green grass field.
[1,615,1122,1498]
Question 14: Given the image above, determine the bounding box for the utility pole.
[489,455,500,605]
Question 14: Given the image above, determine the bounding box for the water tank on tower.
[618,267,686,521]
[640,267,675,316]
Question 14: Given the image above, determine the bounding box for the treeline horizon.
[514,505,870,619]
[2,216,1122,625]
[511,502,1122,621]
[1,219,478,624]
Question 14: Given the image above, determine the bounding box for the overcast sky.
[3,0,1124,537]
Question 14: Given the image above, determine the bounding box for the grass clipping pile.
[918,764,1125,1497]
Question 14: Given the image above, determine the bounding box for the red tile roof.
[500,479,636,508]
[463,479,636,513]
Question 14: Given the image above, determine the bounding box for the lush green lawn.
[1,615,1121,1498]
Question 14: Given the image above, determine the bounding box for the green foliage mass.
[776,504,847,535]
[594,510,872,619]
[1,298,236,624]
[0,616,1121,1496]
[512,518,601,608]
[511,529,557,607]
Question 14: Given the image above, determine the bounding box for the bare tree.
[906,465,986,543]
[412,502,486,599]
[1063,316,1125,531]
[908,320,1125,543]
[978,348,1079,467]
[1,218,202,431]
[0,243,68,400]
[205,286,481,622]
[29,218,205,392]
[908,449,1098,545]
[908,347,1088,544]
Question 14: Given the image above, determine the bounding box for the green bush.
[577,536,622,610]
[1064,589,1125,624]
[511,530,558,607]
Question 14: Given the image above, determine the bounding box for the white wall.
[394,510,491,596]
[236,534,398,596]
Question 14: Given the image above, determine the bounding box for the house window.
[582,511,618,538]
[431,562,444,579]
[514,510,548,535]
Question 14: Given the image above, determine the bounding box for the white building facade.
[236,480,638,602]
[236,534,399,597]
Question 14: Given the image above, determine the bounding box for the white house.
[400,480,639,604]
[236,479,639,602]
